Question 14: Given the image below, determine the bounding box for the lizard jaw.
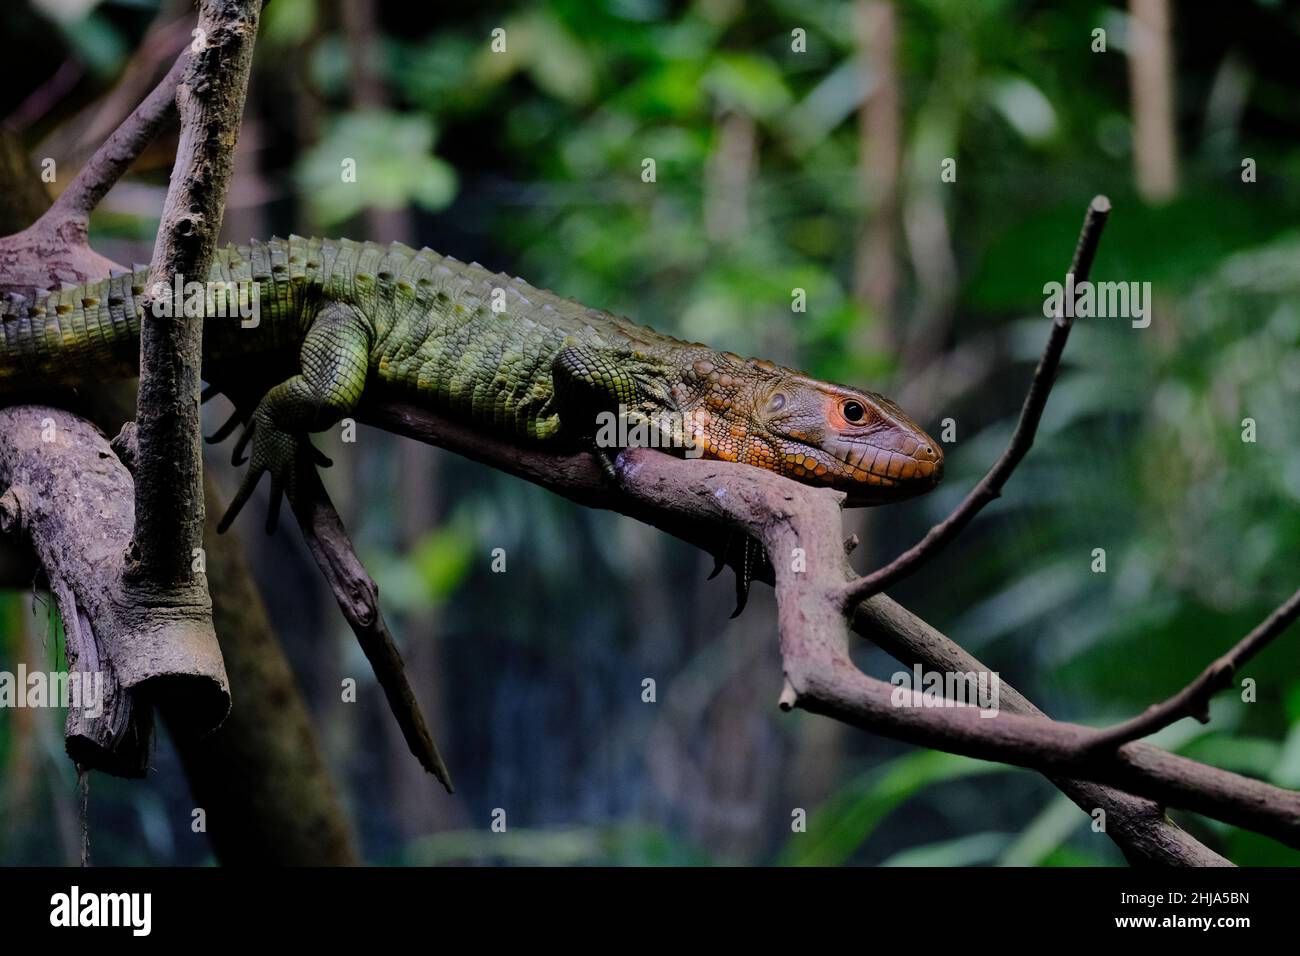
[823,434,944,505]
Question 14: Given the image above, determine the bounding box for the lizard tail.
[0,267,149,394]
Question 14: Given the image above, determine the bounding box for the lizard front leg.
[217,302,372,533]
[551,343,683,478]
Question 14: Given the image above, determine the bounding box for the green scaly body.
[0,236,943,546]
[1,237,706,437]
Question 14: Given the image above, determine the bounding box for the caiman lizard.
[0,236,943,609]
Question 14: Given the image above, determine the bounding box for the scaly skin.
[0,237,943,538]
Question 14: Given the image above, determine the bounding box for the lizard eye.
[766,392,786,413]
[842,400,866,423]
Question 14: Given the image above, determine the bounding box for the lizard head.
[682,355,943,505]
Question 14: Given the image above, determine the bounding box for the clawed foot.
[214,403,332,535]
[708,531,764,618]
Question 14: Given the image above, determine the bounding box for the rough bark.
[0,407,154,775]
[120,0,265,740]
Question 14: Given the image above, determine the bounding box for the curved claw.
[231,418,256,466]
[308,442,333,468]
[217,407,320,535]
[725,534,761,618]
[216,464,264,534]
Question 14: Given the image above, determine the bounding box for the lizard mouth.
[824,437,944,505]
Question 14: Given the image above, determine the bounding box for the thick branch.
[129,0,259,584]
[117,0,264,739]
[0,407,159,776]
[838,195,1111,608]
[0,62,236,754]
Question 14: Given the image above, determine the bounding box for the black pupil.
[843,401,865,422]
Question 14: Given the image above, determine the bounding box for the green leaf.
[409,524,475,601]
[998,794,1095,866]
[261,0,317,47]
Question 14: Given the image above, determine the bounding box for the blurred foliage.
[297,111,456,225]
[3,0,1300,866]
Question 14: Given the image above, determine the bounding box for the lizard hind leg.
[216,302,371,535]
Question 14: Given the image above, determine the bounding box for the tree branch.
[173,475,360,864]
[0,50,188,299]
[611,448,1300,849]
[1080,586,1300,752]
[360,399,1278,861]
[286,462,455,793]
[0,406,154,776]
[838,195,1111,608]
[129,0,258,584]
[122,0,265,737]
[47,51,189,234]
[0,33,238,758]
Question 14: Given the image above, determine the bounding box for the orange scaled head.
[685,356,943,506]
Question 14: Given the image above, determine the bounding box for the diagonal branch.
[48,51,189,233]
[837,195,1111,609]
[0,47,189,299]
[1080,586,1300,752]
[286,462,455,793]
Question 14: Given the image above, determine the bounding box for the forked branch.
[838,196,1111,608]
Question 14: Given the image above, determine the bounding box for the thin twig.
[837,195,1112,609]
[78,765,90,867]
[1082,586,1300,752]
[48,50,189,230]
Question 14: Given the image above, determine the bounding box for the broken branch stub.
[0,406,229,771]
